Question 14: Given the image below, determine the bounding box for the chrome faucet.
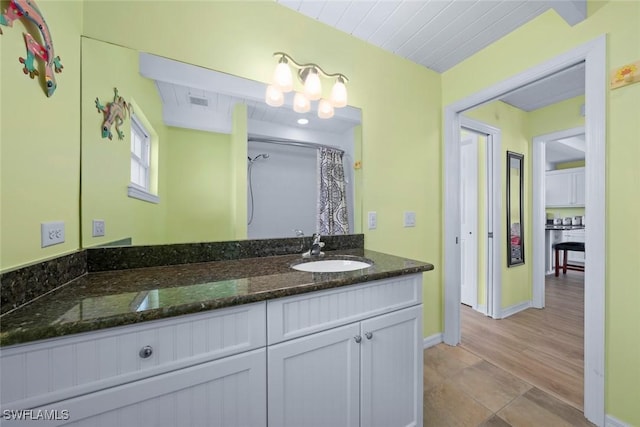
[302,233,325,258]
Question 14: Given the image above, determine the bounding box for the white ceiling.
[546,134,586,164]
[279,0,587,112]
[278,0,586,73]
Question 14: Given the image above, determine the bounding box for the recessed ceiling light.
[297,118,309,125]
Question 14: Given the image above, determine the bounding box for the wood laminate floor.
[424,271,591,426]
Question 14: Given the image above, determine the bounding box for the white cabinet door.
[360,305,423,427]
[7,349,266,427]
[268,323,361,427]
[573,169,586,206]
[545,168,585,207]
[545,172,572,207]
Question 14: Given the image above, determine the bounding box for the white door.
[460,134,478,307]
[268,323,361,427]
[360,305,423,427]
[21,349,267,427]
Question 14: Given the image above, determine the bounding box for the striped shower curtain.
[318,147,349,235]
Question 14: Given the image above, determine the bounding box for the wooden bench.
[553,241,585,277]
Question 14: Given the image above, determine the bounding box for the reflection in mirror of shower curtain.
[318,148,349,235]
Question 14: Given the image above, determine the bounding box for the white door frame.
[532,126,585,309]
[443,36,606,425]
[460,117,502,318]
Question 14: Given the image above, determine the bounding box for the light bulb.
[273,59,293,92]
[265,85,284,107]
[303,68,322,101]
[318,99,334,119]
[330,77,347,108]
[293,92,311,113]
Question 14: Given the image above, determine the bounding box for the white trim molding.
[499,301,532,319]
[443,35,606,426]
[128,185,160,204]
[423,333,443,349]
[605,415,632,427]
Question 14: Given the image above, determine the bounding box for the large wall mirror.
[507,151,525,267]
[80,37,362,248]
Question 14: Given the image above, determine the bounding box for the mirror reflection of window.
[130,115,151,191]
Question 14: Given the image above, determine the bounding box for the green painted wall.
[528,95,585,137]
[1,1,82,270]
[164,127,234,243]
[81,37,169,247]
[82,0,443,337]
[444,2,640,423]
[464,101,532,308]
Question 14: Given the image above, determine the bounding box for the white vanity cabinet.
[0,302,267,427]
[1,274,424,427]
[267,274,423,427]
[545,167,585,207]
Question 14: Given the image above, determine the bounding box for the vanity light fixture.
[266,52,348,119]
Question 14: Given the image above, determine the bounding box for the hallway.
[424,271,589,425]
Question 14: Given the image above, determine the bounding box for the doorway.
[443,36,606,425]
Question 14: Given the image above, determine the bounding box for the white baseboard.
[606,414,632,427]
[423,333,443,349]
[500,301,532,319]
[476,304,488,315]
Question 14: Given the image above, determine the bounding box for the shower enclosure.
[247,138,354,239]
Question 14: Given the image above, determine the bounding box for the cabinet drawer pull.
[139,345,153,359]
[365,332,373,340]
[354,335,362,343]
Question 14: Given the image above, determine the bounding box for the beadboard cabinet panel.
[361,305,423,427]
[0,302,265,409]
[267,275,422,344]
[3,349,266,427]
[268,323,361,427]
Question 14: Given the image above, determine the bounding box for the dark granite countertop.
[0,249,433,347]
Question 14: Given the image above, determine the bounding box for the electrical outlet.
[368,211,377,230]
[404,211,416,227]
[93,219,105,237]
[41,221,65,248]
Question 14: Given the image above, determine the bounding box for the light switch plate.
[41,221,65,247]
[404,211,416,227]
[368,211,377,230]
[92,219,105,237]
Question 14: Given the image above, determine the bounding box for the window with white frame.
[130,115,150,190]
[128,115,159,203]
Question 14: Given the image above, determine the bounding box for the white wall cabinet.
[545,167,585,207]
[1,274,424,427]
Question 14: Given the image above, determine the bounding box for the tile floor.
[423,344,595,427]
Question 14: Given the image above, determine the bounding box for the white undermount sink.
[291,259,372,273]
